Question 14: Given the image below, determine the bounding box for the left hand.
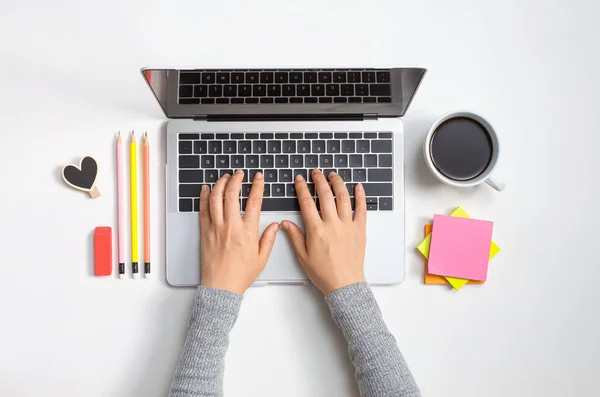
[199,170,279,294]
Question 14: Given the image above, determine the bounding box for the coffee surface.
[430,117,493,181]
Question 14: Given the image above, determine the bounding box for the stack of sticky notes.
[416,207,500,290]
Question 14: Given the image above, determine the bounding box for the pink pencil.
[117,132,125,278]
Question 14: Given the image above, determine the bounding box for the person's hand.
[281,169,367,295]
[199,170,279,295]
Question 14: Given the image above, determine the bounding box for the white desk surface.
[1,0,599,396]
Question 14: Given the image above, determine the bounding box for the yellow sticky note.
[416,206,500,290]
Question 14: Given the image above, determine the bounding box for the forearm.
[325,282,421,397]
[169,286,243,397]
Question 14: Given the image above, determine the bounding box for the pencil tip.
[145,131,147,137]
[118,131,120,136]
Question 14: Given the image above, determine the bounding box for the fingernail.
[236,169,243,175]
[295,174,304,182]
[329,171,337,177]
[201,185,209,192]
[281,221,289,229]
[222,173,231,179]
[274,223,280,231]
[313,168,321,174]
[357,183,364,191]
[255,172,263,180]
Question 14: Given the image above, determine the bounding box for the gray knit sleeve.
[169,286,243,397]
[325,282,421,397]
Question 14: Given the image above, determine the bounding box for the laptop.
[142,67,426,287]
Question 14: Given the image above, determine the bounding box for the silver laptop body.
[143,67,426,287]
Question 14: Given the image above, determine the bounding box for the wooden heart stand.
[61,156,102,199]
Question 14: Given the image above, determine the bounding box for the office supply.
[62,156,101,198]
[143,132,151,277]
[94,227,112,276]
[424,111,505,191]
[116,133,125,278]
[130,132,140,278]
[418,207,500,287]
[428,214,494,281]
[142,67,426,286]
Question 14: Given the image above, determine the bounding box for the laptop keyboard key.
[357,140,370,153]
[305,155,318,168]
[223,141,236,153]
[219,169,233,178]
[338,168,351,181]
[275,72,288,83]
[283,140,296,153]
[353,168,366,182]
[342,140,356,153]
[312,140,325,153]
[205,170,218,183]
[272,184,285,197]
[238,85,252,96]
[298,140,311,153]
[253,85,267,97]
[279,169,293,182]
[242,184,252,197]
[216,155,230,168]
[253,141,266,153]
[370,84,391,96]
[283,85,295,96]
[209,141,222,154]
[179,199,193,212]
[371,140,393,153]
[179,141,192,154]
[260,72,274,83]
[379,154,393,167]
[202,72,215,84]
[362,183,393,196]
[268,140,282,153]
[246,155,259,168]
[349,154,362,167]
[260,155,274,168]
[320,155,333,168]
[290,155,303,168]
[224,85,237,97]
[304,72,317,83]
[248,169,261,182]
[201,155,215,168]
[333,72,347,83]
[238,141,251,153]
[297,84,310,96]
[179,170,203,183]
[327,140,341,153]
[179,184,202,198]
[275,155,289,168]
[268,85,281,96]
[290,72,303,83]
[286,184,297,197]
[246,72,259,83]
[379,197,393,210]
[231,72,244,83]
[335,155,348,167]
[264,169,278,182]
[362,71,376,83]
[368,169,392,181]
[294,169,308,180]
[179,155,199,168]
[209,85,223,97]
[377,71,391,83]
[348,72,361,83]
[180,73,201,84]
[364,154,378,167]
[231,155,244,168]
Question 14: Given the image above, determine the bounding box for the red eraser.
[94,227,112,276]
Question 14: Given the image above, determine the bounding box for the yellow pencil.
[130,131,140,278]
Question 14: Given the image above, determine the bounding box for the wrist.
[201,278,246,295]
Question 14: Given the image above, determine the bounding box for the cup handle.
[485,172,506,191]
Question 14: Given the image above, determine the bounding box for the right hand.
[281,169,367,295]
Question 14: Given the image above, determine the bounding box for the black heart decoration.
[62,156,101,198]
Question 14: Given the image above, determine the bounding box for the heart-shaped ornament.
[62,156,101,198]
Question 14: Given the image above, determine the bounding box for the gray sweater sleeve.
[170,283,420,397]
[325,282,421,397]
[169,286,243,397]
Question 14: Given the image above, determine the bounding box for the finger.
[294,173,321,225]
[353,183,367,227]
[199,184,211,229]
[223,169,244,221]
[312,169,337,220]
[258,222,280,264]
[209,173,231,224]
[281,221,308,264]
[243,172,264,224]
[329,172,352,221]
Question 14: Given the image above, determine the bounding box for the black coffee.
[430,117,493,181]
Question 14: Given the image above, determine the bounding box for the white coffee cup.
[423,111,505,191]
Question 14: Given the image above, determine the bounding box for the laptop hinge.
[363,113,378,121]
[195,113,374,122]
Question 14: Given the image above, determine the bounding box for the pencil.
[130,131,140,278]
[117,132,125,278]
[143,132,151,277]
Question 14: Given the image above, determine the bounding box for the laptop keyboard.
[177,132,394,212]
[177,69,392,105]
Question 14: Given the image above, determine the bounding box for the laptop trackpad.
[257,214,308,283]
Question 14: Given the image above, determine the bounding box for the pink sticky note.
[427,215,493,281]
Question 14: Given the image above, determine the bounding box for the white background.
[1,0,599,396]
